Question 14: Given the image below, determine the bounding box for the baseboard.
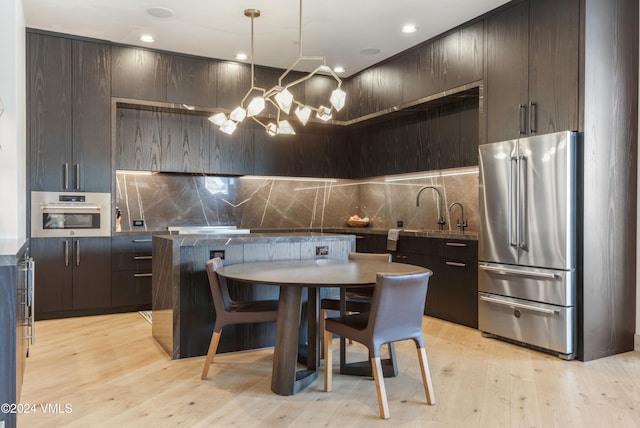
[635,333,640,352]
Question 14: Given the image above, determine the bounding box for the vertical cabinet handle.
[18,258,36,344]
[63,163,69,189]
[518,104,527,135]
[529,102,537,134]
[75,240,80,266]
[74,164,80,190]
[64,240,69,267]
[26,259,35,344]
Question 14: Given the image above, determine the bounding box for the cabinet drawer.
[112,253,152,271]
[111,236,153,254]
[112,271,152,307]
[396,236,424,254]
[441,240,477,261]
[478,292,574,356]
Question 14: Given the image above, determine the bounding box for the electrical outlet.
[132,219,144,227]
[315,246,329,256]
[397,220,404,227]
[210,250,225,260]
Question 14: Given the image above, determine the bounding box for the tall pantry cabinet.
[27,32,112,319]
[28,33,111,192]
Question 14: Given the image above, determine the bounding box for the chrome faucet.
[416,186,445,231]
[448,202,467,232]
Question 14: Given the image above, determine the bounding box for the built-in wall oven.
[31,191,111,238]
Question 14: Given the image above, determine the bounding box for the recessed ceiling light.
[333,66,345,73]
[402,24,419,33]
[235,53,248,60]
[360,48,381,56]
[140,34,155,43]
[147,7,174,19]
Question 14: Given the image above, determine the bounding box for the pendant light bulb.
[220,119,237,135]
[274,88,294,114]
[229,106,247,122]
[330,88,346,112]
[294,105,312,126]
[208,112,227,126]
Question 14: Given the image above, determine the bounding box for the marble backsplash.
[115,166,479,233]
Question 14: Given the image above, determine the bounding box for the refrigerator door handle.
[480,295,558,315]
[518,155,527,249]
[479,263,561,279]
[509,156,518,247]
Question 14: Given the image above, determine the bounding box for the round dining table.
[217,258,430,396]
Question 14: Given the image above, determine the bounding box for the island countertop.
[151,232,355,359]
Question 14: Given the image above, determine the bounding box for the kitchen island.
[152,232,355,359]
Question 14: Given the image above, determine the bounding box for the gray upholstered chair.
[201,257,279,379]
[320,252,397,373]
[320,252,392,313]
[323,271,435,419]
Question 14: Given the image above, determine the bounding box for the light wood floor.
[19,312,640,428]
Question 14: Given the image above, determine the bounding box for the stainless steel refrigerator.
[478,130,577,360]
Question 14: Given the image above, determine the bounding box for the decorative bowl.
[347,220,370,227]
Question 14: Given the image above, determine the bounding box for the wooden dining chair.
[201,257,279,379]
[320,252,397,372]
[323,271,435,419]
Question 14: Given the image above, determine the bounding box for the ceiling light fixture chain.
[209,0,346,136]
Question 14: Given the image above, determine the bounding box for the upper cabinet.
[485,0,579,143]
[115,106,210,173]
[28,33,111,192]
[112,46,167,102]
[348,95,479,178]
[166,54,216,108]
[350,21,484,120]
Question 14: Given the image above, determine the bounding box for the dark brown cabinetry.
[349,22,484,119]
[166,54,215,108]
[436,240,478,328]
[349,96,479,178]
[28,33,111,192]
[0,243,29,428]
[111,46,167,102]
[111,236,152,309]
[31,237,111,319]
[354,233,478,328]
[485,0,579,143]
[115,106,210,173]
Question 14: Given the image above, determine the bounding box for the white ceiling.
[23,0,509,77]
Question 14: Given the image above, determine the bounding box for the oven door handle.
[480,295,558,315]
[42,204,101,212]
[479,264,560,280]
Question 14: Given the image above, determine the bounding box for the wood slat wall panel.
[580,0,638,361]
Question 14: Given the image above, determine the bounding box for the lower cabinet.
[355,232,478,329]
[437,243,478,328]
[31,237,111,319]
[111,236,152,310]
[0,242,29,428]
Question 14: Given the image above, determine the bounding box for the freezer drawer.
[478,292,575,358]
[478,262,574,306]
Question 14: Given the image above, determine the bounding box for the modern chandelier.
[208,0,347,136]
